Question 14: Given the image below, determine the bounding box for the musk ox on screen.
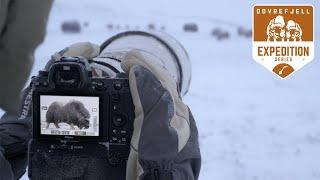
[46,100,90,130]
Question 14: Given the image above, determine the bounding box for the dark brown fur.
[46,100,90,129]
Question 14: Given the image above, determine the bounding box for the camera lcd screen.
[39,95,100,137]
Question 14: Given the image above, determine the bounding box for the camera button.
[111,94,120,102]
[120,130,127,134]
[112,104,119,111]
[112,115,125,127]
[112,129,118,135]
[97,81,104,87]
[42,81,48,87]
[95,81,105,90]
[114,81,122,90]
[34,81,40,87]
[121,137,128,143]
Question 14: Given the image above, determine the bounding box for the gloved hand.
[0,86,34,180]
[49,42,100,64]
[121,50,201,180]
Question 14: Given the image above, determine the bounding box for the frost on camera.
[40,95,100,136]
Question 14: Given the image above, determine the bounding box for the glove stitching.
[175,112,190,127]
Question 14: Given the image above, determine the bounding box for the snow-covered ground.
[8,0,320,179]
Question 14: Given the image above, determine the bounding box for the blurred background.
[8,0,320,179]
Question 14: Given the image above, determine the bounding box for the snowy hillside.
[5,0,320,179]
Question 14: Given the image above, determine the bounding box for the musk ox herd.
[45,100,90,130]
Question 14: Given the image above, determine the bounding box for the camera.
[28,57,134,180]
[27,31,192,179]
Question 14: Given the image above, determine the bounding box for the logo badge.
[252,5,314,78]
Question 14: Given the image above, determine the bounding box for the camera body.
[28,57,134,180]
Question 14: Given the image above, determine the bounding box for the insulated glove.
[0,86,33,180]
[51,42,100,62]
[121,50,201,180]
[45,42,101,75]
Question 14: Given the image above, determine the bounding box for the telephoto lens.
[93,31,192,96]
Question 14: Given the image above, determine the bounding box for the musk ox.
[211,28,230,41]
[237,26,252,38]
[61,20,81,33]
[183,23,198,33]
[46,100,90,130]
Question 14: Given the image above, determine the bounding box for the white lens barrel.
[96,31,192,96]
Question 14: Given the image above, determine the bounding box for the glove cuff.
[139,160,174,180]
